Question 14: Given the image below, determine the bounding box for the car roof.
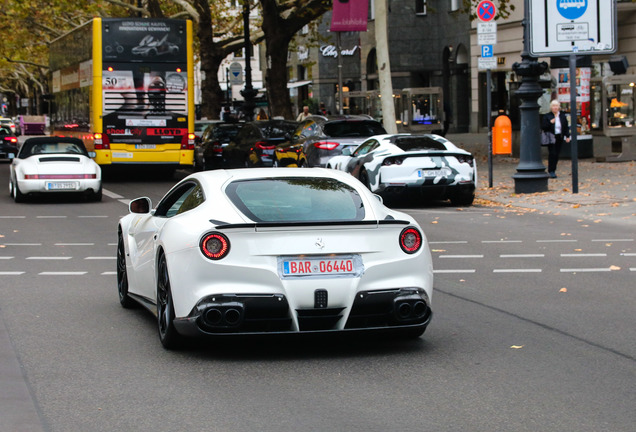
[19,137,87,156]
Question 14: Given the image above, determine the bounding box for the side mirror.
[342,147,352,156]
[129,197,152,214]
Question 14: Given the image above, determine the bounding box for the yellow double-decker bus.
[49,18,195,171]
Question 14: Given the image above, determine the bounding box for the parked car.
[193,122,244,171]
[0,127,19,161]
[289,115,387,167]
[193,119,220,144]
[329,134,476,205]
[223,120,298,167]
[0,118,17,135]
[9,137,102,202]
[117,168,434,348]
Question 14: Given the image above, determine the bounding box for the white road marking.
[78,215,109,218]
[494,269,542,273]
[591,239,634,242]
[27,256,72,260]
[36,216,67,219]
[3,243,42,246]
[428,241,468,244]
[439,255,484,259]
[560,268,613,273]
[500,254,545,258]
[101,271,117,275]
[107,243,117,246]
[537,240,578,243]
[0,216,25,219]
[0,257,14,260]
[103,188,124,199]
[560,253,608,257]
[0,272,24,275]
[38,272,87,275]
[119,199,131,205]
[621,253,636,257]
[55,243,95,246]
[482,240,523,244]
[433,269,476,274]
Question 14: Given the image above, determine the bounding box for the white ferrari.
[9,137,102,202]
[117,168,434,349]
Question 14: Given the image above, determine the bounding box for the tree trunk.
[261,0,292,120]
[195,0,225,120]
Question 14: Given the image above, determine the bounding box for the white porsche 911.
[117,168,433,349]
[328,134,477,206]
[9,137,102,202]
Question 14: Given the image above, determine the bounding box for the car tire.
[157,252,182,349]
[359,169,371,190]
[92,188,103,202]
[193,156,202,172]
[11,181,25,203]
[117,230,135,309]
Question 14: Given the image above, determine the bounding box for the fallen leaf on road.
[560,288,568,293]
[431,221,438,224]
[573,204,581,208]
[610,265,621,271]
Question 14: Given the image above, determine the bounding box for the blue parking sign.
[481,45,493,58]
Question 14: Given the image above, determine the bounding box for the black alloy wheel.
[359,169,371,190]
[117,230,135,308]
[157,252,181,349]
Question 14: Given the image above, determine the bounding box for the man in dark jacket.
[541,100,571,178]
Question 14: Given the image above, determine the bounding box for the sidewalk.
[446,133,636,225]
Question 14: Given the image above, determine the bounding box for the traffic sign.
[229,62,243,85]
[477,0,496,22]
[478,57,497,71]
[481,45,493,58]
[477,22,497,45]
[528,0,616,56]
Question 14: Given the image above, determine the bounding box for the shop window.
[607,82,635,129]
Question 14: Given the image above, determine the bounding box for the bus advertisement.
[49,18,195,170]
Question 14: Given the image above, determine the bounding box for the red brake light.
[212,141,223,153]
[9,137,18,143]
[181,133,195,150]
[400,227,422,254]
[200,232,230,260]
[314,141,339,151]
[255,141,275,150]
[94,133,110,149]
[24,174,97,180]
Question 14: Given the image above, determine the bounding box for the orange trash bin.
[492,115,512,155]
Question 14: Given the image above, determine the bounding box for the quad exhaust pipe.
[394,298,428,322]
[202,303,244,328]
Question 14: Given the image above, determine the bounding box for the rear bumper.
[173,288,432,337]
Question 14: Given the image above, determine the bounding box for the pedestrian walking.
[296,105,311,121]
[541,100,571,178]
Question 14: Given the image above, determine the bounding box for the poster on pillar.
[553,67,592,138]
[330,0,369,32]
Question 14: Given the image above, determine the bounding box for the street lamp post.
[511,0,549,193]
[240,0,258,121]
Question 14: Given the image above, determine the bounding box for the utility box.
[492,115,512,155]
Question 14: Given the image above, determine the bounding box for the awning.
[287,80,312,89]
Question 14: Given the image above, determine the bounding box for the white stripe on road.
[36,216,67,219]
[482,240,523,244]
[27,257,72,260]
[0,257,14,260]
[0,216,25,219]
[560,268,613,273]
[38,272,87,275]
[3,243,42,246]
[500,254,545,258]
[102,188,124,199]
[0,272,24,275]
[428,241,468,244]
[55,243,95,246]
[78,215,109,218]
[494,269,542,273]
[560,253,607,257]
[433,269,476,274]
[537,240,578,243]
[591,239,634,242]
[439,255,484,259]
[101,271,117,275]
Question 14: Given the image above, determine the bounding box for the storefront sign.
[320,45,359,58]
[330,0,369,32]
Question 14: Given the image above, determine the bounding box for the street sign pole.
[487,69,493,188]
[569,54,579,194]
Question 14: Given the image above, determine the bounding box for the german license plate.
[135,144,156,149]
[418,167,451,178]
[46,182,77,190]
[279,255,363,279]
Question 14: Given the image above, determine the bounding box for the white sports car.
[117,168,434,349]
[9,137,102,202]
[328,134,477,206]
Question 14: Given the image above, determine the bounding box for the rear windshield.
[323,121,386,138]
[226,177,365,222]
[257,122,298,138]
[394,136,447,151]
[20,141,88,157]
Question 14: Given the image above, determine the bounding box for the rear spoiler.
[211,219,411,230]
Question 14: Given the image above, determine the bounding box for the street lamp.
[240,0,258,121]
[511,0,549,193]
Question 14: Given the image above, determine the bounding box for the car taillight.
[383,157,404,166]
[314,141,339,151]
[200,232,230,260]
[94,133,110,149]
[456,155,474,167]
[212,141,223,153]
[9,137,18,143]
[181,133,196,150]
[399,227,422,254]
[255,141,275,150]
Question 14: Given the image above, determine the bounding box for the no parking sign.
[477,0,496,22]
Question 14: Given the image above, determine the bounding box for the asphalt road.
[1,162,634,432]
